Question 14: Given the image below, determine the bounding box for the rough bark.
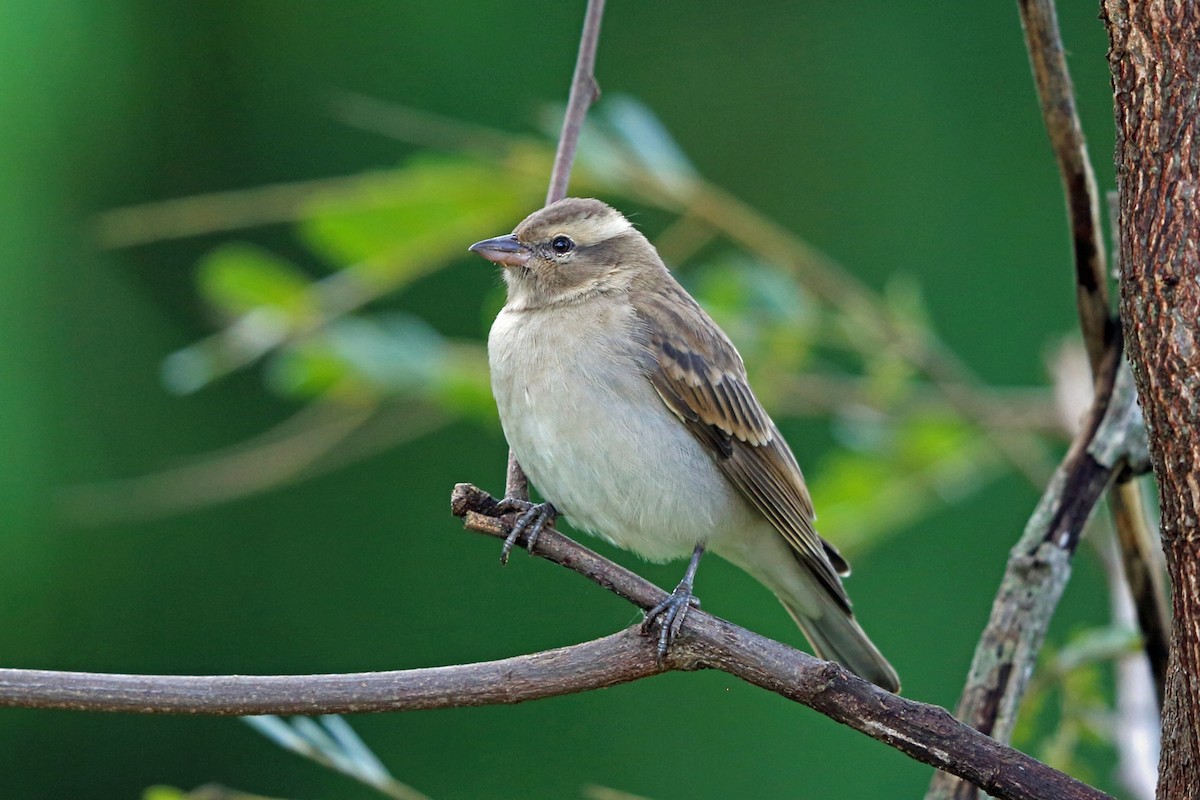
[1103,1,1200,796]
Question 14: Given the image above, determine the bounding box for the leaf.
[428,341,497,422]
[197,244,314,320]
[813,413,995,552]
[265,313,445,400]
[690,257,816,405]
[1055,625,1141,673]
[600,95,698,196]
[298,154,544,292]
[142,789,189,800]
[266,342,353,399]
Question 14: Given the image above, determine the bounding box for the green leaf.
[600,95,698,196]
[265,313,446,400]
[322,313,444,391]
[196,244,313,319]
[266,342,354,399]
[298,154,544,292]
[813,414,994,552]
[1055,625,1140,673]
[690,257,815,405]
[895,414,975,470]
[141,789,188,800]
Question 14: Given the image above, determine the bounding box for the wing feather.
[631,280,851,609]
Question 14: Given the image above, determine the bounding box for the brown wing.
[631,280,851,611]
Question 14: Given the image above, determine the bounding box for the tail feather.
[780,589,900,693]
[712,523,899,692]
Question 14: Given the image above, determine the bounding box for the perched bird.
[469,197,899,692]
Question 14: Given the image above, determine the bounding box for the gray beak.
[468,234,532,268]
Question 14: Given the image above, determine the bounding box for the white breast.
[488,300,749,562]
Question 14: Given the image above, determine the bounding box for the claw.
[639,543,706,661]
[641,584,701,660]
[495,499,557,564]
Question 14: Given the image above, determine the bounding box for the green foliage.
[244,716,430,800]
[300,155,544,285]
[811,413,994,552]
[161,97,1059,556]
[198,245,316,321]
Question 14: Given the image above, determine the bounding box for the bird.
[468,197,900,692]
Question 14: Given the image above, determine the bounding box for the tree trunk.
[1102,2,1200,796]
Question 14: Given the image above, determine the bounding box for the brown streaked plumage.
[471,197,899,692]
[632,281,852,603]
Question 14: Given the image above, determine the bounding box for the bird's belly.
[490,314,746,562]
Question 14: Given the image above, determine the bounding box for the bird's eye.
[550,235,575,255]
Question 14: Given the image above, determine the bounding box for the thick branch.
[0,631,661,716]
[0,485,1113,800]
[1104,1,1200,796]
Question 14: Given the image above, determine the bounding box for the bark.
[1102,2,1200,796]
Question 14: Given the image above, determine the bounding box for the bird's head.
[469,198,660,310]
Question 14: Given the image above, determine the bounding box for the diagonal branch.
[927,345,1144,800]
[929,4,1165,795]
[1018,0,1166,701]
[1016,0,1113,370]
[0,486,1113,800]
[545,0,606,207]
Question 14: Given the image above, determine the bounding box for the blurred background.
[0,1,1144,798]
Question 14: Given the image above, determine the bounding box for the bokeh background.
[0,2,1137,798]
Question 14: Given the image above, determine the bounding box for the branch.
[507,0,606,501]
[545,0,605,207]
[927,340,1138,799]
[1018,0,1168,703]
[0,485,1113,800]
[0,630,661,716]
[930,4,1164,795]
[1104,1,1200,794]
[1017,0,1113,370]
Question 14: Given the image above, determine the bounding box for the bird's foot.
[494,499,557,564]
[641,581,702,661]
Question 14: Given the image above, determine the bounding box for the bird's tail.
[779,586,900,693]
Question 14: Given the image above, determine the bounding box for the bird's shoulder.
[628,276,773,449]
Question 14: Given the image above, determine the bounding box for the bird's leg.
[641,543,705,660]
[494,499,557,564]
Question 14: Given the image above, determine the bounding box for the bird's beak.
[468,234,531,268]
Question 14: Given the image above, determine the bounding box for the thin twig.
[0,487,1113,800]
[92,174,401,250]
[56,402,447,526]
[1018,4,1167,694]
[545,0,606,207]
[1109,477,1169,701]
[1016,0,1114,371]
[507,0,607,501]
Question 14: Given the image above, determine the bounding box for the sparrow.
[469,197,899,692]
